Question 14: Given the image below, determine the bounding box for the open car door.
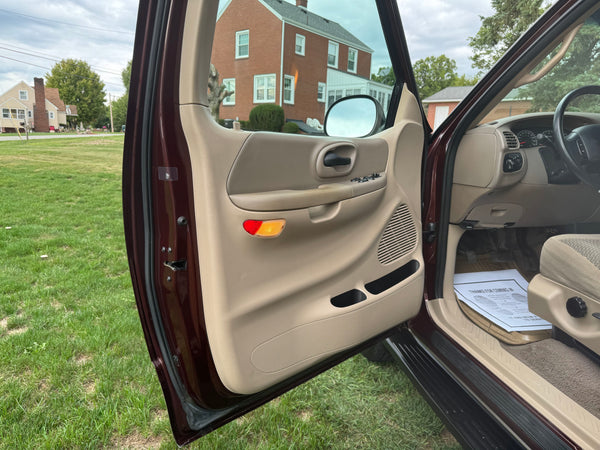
[123,0,428,444]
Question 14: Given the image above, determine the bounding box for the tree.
[370,66,395,86]
[372,57,478,100]
[111,95,128,131]
[207,64,234,121]
[453,73,480,87]
[45,59,106,126]
[413,55,460,99]
[111,61,132,131]
[122,60,132,95]
[469,0,548,73]
[522,23,600,113]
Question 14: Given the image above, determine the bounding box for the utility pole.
[109,92,115,133]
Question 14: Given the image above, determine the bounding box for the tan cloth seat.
[540,234,600,301]
[529,234,600,355]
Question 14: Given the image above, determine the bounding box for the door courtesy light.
[243,219,286,237]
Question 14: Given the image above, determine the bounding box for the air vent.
[503,131,519,149]
[377,205,418,265]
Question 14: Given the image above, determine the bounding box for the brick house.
[212,0,393,127]
[422,86,532,129]
[0,78,77,133]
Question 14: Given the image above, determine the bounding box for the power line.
[0,45,123,76]
[0,8,135,36]
[0,54,125,90]
[0,41,62,60]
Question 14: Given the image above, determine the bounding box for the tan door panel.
[229,175,387,211]
[227,133,388,194]
[179,94,424,394]
[178,0,425,396]
[227,134,388,211]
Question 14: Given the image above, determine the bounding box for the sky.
[0,0,494,99]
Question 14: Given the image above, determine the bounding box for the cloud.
[398,0,494,74]
[309,0,494,76]
[0,1,138,96]
[0,0,496,98]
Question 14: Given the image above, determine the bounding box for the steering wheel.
[553,85,600,189]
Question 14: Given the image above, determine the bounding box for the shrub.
[249,104,285,132]
[239,120,253,131]
[282,122,300,134]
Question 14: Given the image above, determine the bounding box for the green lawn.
[0,136,458,449]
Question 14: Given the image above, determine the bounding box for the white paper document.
[454,269,552,332]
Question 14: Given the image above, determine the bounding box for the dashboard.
[451,112,600,228]
[511,114,598,148]
[514,128,553,148]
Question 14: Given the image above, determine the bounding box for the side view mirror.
[324,95,385,138]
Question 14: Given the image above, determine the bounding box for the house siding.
[0,81,34,132]
[425,99,533,128]
[425,101,459,129]
[281,22,327,122]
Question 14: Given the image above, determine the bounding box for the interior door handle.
[324,152,352,167]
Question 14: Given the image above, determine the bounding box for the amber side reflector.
[243,219,286,237]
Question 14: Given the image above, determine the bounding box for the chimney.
[33,77,49,132]
[296,0,307,8]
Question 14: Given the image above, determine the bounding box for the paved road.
[0,133,122,141]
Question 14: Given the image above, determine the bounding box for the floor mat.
[504,339,600,419]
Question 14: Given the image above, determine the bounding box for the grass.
[0,136,458,449]
[0,131,81,137]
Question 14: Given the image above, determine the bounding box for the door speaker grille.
[377,205,418,265]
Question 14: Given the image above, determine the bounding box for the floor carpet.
[503,338,600,419]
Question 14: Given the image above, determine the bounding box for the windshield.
[483,12,600,123]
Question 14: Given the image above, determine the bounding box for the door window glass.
[213,0,394,132]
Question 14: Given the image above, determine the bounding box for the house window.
[17,109,25,120]
[327,41,338,68]
[49,111,55,119]
[317,82,326,103]
[295,34,305,56]
[222,78,235,105]
[10,108,17,118]
[327,89,343,109]
[347,48,358,73]
[235,30,249,59]
[2,108,8,118]
[19,90,28,101]
[283,75,295,104]
[254,74,276,103]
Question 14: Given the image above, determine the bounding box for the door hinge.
[423,222,437,243]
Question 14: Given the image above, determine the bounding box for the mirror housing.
[324,95,385,138]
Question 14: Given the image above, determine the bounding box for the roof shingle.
[45,87,66,112]
[261,0,372,52]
